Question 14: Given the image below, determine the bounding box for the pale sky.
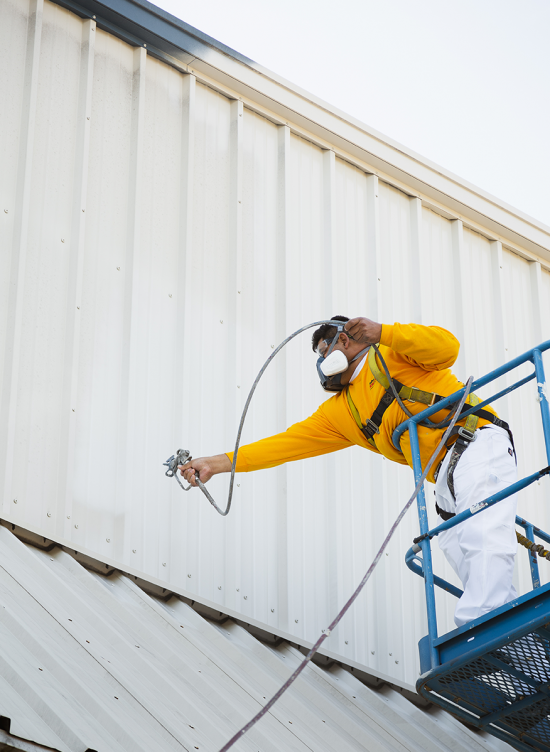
[154,0,550,229]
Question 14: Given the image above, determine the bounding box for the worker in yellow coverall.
[180,316,518,627]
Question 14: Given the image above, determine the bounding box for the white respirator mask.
[319,349,349,376]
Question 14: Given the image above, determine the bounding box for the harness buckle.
[364,419,380,435]
[457,427,476,443]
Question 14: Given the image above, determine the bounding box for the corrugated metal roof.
[0,524,514,752]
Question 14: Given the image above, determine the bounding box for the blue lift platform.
[397,342,550,752]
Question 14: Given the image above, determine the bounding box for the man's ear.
[339,332,351,349]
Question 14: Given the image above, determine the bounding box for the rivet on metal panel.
[238,201,241,204]
[218,586,221,590]
[236,588,239,591]
[87,117,90,120]
[244,596,248,600]
[162,562,166,567]
[188,574,192,578]
[371,651,375,654]
[237,385,240,389]
[237,484,240,487]
[220,320,223,323]
[389,653,392,656]
[271,345,274,348]
[271,608,274,612]
[50,558,53,561]
[82,209,85,212]
[395,660,399,664]
[47,512,51,517]
[67,516,70,519]
[74,525,78,529]
[295,619,298,623]
[3,209,7,213]
[116,267,120,271]
[345,640,349,644]
[77,307,80,310]
[238,290,241,294]
[92,14,95,18]
[61,239,65,243]
[132,549,136,553]
[12,499,17,504]
[106,538,110,542]
[168,294,172,298]
[143,44,146,47]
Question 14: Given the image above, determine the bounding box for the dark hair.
[311,315,349,352]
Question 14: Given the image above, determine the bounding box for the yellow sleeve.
[226,403,353,472]
[380,322,460,370]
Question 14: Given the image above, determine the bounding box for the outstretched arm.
[179,402,352,485]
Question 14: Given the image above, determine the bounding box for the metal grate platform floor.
[417,585,550,752]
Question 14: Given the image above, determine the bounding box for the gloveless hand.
[344,317,382,345]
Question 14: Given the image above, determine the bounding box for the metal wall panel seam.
[0,0,44,514]
[450,219,470,379]
[490,240,510,415]
[322,150,335,312]
[230,99,243,434]
[170,72,195,580]
[365,174,381,320]
[118,45,146,558]
[529,261,544,346]
[276,124,291,630]
[59,18,96,542]
[408,197,423,324]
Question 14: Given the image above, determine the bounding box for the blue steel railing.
[396,341,550,671]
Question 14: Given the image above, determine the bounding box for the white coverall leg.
[436,425,518,628]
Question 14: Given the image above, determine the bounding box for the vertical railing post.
[533,350,550,465]
[409,421,439,668]
[524,523,541,589]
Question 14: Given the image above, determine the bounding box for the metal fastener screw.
[271,345,274,348]
[77,307,80,310]
[295,619,299,623]
[220,320,223,323]
[389,653,392,656]
[47,512,51,517]
[218,586,222,590]
[106,538,110,542]
[168,294,172,298]
[162,562,166,567]
[371,651,375,655]
[132,549,136,553]
[75,525,79,529]
[236,588,239,591]
[395,660,399,664]
[13,499,17,504]
[87,117,90,120]
[67,515,70,519]
[345,641,349,645]
[271,608,275,612]
[188,574,191,578]
[237,484,240,487]
[237,385,240,389]
[82,209,85,212]
[116,267,120,271]
[4,209,8,214]
[61,239,65,243]
[244,596,248,600]
[72,409,75,412]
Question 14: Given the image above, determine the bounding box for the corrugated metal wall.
[1,0,550,689]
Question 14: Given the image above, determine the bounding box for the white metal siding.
[1,0,550,690]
